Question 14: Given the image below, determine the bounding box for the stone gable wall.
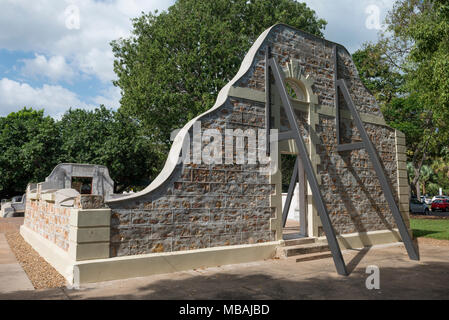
[233,25,400,236]
[106,24,404,256]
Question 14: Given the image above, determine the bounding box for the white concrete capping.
[74,241,281,284]
[69,226,110,243]
[69,241,110,261]
[68,209,111,261]
[20,225,74,284]
[317,229,402,249]
[41,193,55,202]
[70,209,111,228]
[29,192,38,200]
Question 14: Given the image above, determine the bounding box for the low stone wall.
[24,194,105,252]
[24,197,71,251]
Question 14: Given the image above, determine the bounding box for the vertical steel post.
[270,58,348,276]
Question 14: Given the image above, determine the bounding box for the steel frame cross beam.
[337,79,420,261]
[268,58,349,276]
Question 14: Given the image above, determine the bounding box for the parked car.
[431,199,449,212]
[423,196,433,205]
[432,195,449,203]
[410,199,430,215]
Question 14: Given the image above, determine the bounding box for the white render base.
[74,241,281,284]
[21,224,405,285]
[20,225,280,285]
[20,225,75,283]
[316,228,404,249]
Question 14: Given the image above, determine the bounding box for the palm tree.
[431,157,449,180]
[419,165,433,196]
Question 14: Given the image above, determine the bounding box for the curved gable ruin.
[21,24,416,284]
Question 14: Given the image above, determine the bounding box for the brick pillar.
[395,130,411,232]
[307,97,321,237]
[68,208,111,261]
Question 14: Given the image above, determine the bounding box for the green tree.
[385,0,449,199]
[0,108,61,199]
[355,0,449,199]
[58,106,156,193]
[419,165,433,195]
[111,0,326,168]
[352,43,405,108]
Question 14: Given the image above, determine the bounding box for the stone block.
[69,226,110,244]
[70,209,111,228]
[69,241,109,261]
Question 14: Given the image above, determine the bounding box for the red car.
[431,199,449,212]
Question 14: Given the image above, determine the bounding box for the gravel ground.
[5,231,67,289]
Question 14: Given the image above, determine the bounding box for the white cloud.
[93,85,122,110]
[0,77,94,118]
[0,0,174,83]
[305,0,395,53]
[21,54,76,83]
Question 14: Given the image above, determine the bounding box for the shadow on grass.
[413,229,441,238]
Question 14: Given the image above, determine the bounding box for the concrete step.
[283,237,316,247]
[295,252,333,263]
[276,242,330,258]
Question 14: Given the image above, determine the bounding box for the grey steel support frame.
[268,57,349,276]
[337,79,420,261]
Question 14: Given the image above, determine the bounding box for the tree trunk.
[415,180,421,200]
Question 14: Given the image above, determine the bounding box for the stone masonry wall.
[107,99,275,257]
[24,198,71,251]
[24,194,104,252]
[236,25,400,236]
[106,24,404,256]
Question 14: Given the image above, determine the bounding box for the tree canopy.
[0,108,60,199]
[353,0,449,197]
[58,106,156,193]
[0,106,154,198]
[111,0,327,163]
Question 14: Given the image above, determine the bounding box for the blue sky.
[0,0,394,118]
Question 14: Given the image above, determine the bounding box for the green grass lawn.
[410,218,449,240]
